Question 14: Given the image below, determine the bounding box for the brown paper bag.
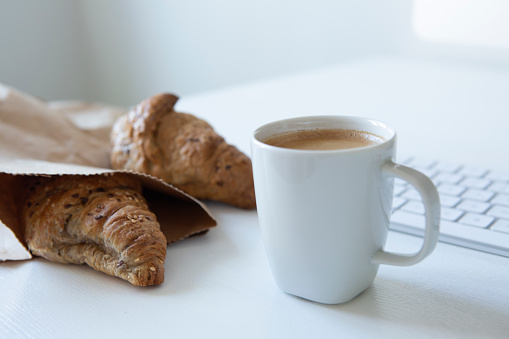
[0,84,216,261]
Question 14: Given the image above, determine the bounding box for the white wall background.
[0,1,86,100]
[0,0,508,106]
[0,0,413,106]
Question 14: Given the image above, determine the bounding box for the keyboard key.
[401,189,422,201]
[434,163,462,173]
[389,159,509,257]
[394,178,408,187]
[491,194,509,207]
[392,197,407,210]
[462,189,495,202]
[441,207,464,221]
[485,170,509,183]
[439,195,462,208]
[390,213,509,257]
[434,173,464,185]
[438,184,466,196]
[487,182,509,194]
[460,177,491,189]
[459,167,488,178]
[491,220,509,234]
[456,200,491,214]
[393,186,406,196]
[401,201,425,215]
[459,213,495,228]
[487,205,509,220]
[391,210,425,229]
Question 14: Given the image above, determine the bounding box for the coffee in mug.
[263,128,384,150]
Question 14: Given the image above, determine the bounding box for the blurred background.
[1,0,508,106]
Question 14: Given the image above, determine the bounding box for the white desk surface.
[2,56,509,338]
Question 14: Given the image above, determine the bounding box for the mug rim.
[251,115,396,153]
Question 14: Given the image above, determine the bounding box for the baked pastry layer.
[22,174,166,286]
[110,93,256,209]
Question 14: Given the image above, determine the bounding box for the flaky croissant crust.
[110,93,256,209]
[22,174,167,286]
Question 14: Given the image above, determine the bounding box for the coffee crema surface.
[263,128,384,150]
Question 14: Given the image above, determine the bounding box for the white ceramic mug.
[251,116,440,304]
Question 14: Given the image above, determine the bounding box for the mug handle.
[372,161,441,266]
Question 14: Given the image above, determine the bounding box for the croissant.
[110,93,256,209]
[22,173,166,286]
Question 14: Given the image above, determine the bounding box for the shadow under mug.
[251,116,440,304]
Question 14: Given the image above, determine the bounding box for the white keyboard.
[390,157,509,257]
